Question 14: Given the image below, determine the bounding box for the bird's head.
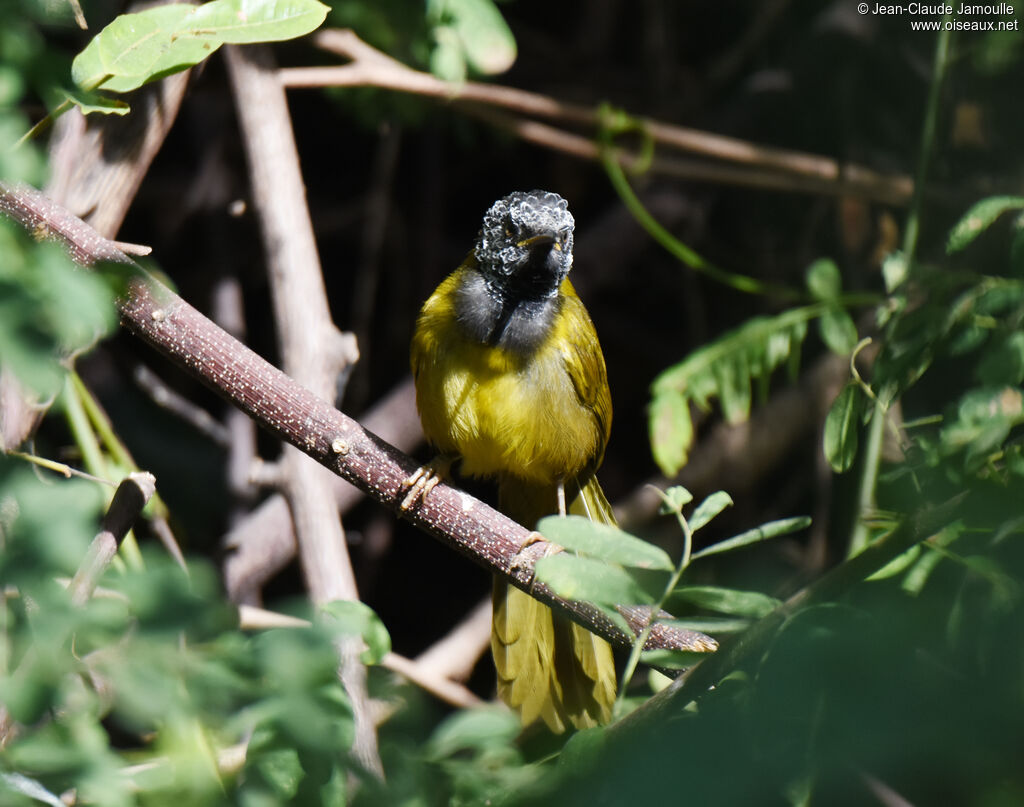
[474,190,575,304]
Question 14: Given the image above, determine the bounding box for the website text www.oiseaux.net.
[857,3,1019,30]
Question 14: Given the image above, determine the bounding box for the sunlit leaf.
[538,516,674,571]
[535,554,655,605]
[947,195,1024,254]
[689,491,733,533]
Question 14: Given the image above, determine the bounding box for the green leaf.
[538,516,674,571]
[190,0,330,44]
[72,0,329,96]
[658,485,693,514]
[818,306,858,355]
[60,87,129,116]
[442,0,516,75]
[656,616,751,635]
[824,383,866,473]
[427,706,521,759]
[650,307,813,476]
[640,649,709,670]
[691,516,812,560]
[947,195,1024,254]
[649,390,692,477]
[318,600,391,664]
[882,251,909,293]
[689,491,733,532]
[805,258,841,301]
[671,585,781,618]
[535,554,655,605]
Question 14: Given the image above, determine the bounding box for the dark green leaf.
[671,585,781,618]
[947,195,1024,254]
[640,649,709,670]
[538,516,674,571]
[805,258,842,301]
[691,516,811,560]
[824,383,866,473]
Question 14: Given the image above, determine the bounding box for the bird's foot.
[400,455,455,511]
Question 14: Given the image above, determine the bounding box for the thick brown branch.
[0,182,717,661]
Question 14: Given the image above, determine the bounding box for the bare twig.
[278,29,913,205]
[223,378,421,604]
[0,181,718,661]
[67,472,157,606]
[133,364,231,447]
[412,596,492,685]
[224,44,378,778]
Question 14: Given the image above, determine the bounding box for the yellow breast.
[411,269,606,486]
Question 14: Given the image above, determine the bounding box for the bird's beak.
[517,233,559,250]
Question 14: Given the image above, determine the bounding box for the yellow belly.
[418,334,598,484]
[411,271,603,486]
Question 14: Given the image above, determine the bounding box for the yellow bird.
[406,190,616,732]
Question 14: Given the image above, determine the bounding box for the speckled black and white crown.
[475,190,575,282]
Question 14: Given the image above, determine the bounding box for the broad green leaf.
[805,258,841,301]
[190,0,330,44]
[96,12,165,81]
[427,706,521,759]
[443,0,516,74]
[977,331,1024,385]
[691,516,811,560]
[824,383,866,473]
[535,553,655,605]
[819,307,858,355]
[649,390,692,477]
[72,0,328,97]
[947,195,1024,254]
[430,26,467,82]
[538,516,674,571]
[640,649,709,670]
[671,585,781,618]
[318,600,391,664]
[689,491,733,532]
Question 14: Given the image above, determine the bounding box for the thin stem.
[616,488,695,710]
[600,143,804,302]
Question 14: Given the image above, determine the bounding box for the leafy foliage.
[71,0,329,103]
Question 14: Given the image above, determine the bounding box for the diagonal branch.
[0,181,717,662]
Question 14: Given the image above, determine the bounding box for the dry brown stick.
[67,472,157,606]
[237,605,481,709]
[223,44,379,779]
[278,29,912,205]
[0,181,717,659]
[412,596,492,685]
[223,378,421,604]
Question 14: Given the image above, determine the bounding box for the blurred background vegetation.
[3,0,1024,804]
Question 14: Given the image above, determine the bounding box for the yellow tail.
[491,475,617,733]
